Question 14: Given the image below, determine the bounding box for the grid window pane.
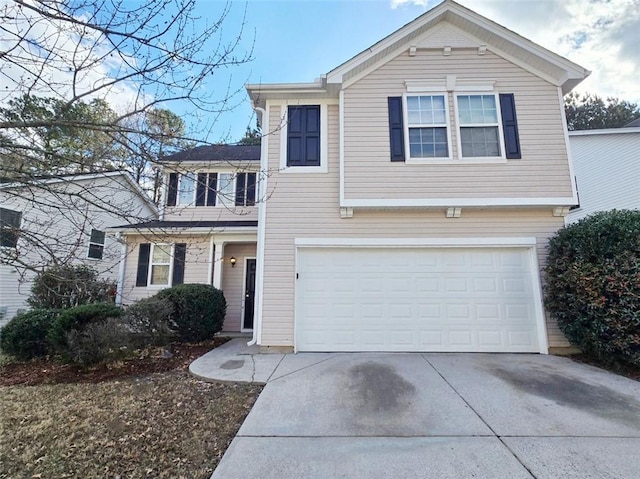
[151,265,169,285]
[218,173,234,207]
[407,95,447,127]
[408,127,449,158]
[460,127,500,157]
[178,173,195,205]
[152,245,171,263]
[457,95,498,125]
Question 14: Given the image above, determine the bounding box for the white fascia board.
[340,197,577,208]
[569,127,640,136]
[111,227,258,237]
[295,237,538,247]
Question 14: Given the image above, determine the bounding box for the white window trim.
[177,172,197,206]
[147,243,174,288]
[86,228,105,260]
[454,92,507,162]
[279,103,329,173]
[216,172,237,208]
[403,92,453,163]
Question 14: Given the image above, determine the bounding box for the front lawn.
[0,341,262,478]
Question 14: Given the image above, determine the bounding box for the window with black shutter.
[287,105,321,166]
[235,172,257,206]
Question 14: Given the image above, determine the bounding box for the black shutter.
[235,173,246,206]
[303,106,320,166]
[246,173,257,206]
[195,173,207,206]
[388,97,405,162]
[172,243,186,285]
[166,173,178,206]
[499,93,521,159]
[287,106,320,166]
[206,173,217,206]
[136,243,151,287]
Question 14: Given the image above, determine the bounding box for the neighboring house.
[113,145,260,333]
[245,0,589,353]
[566,127,640,223]
[0,171,158,326]
[567,127,640,223]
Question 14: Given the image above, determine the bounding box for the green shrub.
[0,309,59,359]
[65,317,132,366]
[123,297,175,347]
[48,303,122,359]
[29,264,116,310]
[544,209,640,366]
[155,284,226,342]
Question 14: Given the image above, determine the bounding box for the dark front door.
[243,258,256,330]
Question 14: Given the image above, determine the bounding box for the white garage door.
[295,246,543,353]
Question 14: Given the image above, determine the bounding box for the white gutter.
[248,104,268,347]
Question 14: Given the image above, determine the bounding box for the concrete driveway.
[211,352,640,478]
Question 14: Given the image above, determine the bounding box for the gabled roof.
[160,145,260,163]
[624,117,640,128]
[247,0,589,107]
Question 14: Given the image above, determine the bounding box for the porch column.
[212,240,225,289]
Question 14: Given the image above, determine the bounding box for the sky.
[2,0,639,144]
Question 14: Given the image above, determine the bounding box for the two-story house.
[0,171,157,325]
[114,145,260,333]
[245,0,589,353]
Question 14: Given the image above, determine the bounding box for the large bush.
[544,209,640,366]
[122,296,175,347]
[0,309,59,359]
[155,284,226,342]
[48,303,122,359]
[65,317,132,366]
[29,265,116,310]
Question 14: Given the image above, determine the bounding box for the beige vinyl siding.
[261,104,569,348]
[220,243,257,332]
[120,235,211,304]
[120,236,256,332]
[163,205,258,223]
[342,48,573,200]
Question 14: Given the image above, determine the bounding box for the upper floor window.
[166,172,258,207]
[0,207,21,248]
[87,228,105,259]
[178,173,196,205]
[388,90,521,163]
[406,95,449,158]
[287,105,320,167]
[457,94,500,158]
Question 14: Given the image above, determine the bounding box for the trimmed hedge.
[0,309,59,359]
[155,284,226,342]
[544,209,640,366]
[47,303,122,358]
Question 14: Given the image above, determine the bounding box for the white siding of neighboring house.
[0,173,156,325]
[260,104,570,349]
[566,129,640,223]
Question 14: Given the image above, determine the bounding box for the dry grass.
[0,370,261,478]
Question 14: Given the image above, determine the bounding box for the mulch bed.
[0,337,229,386]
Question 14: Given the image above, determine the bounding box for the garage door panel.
[296,247,542,352]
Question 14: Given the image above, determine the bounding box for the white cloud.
[391,0,640,102]
[0,0,143,112]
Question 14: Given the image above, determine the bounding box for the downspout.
[248,104,268,347]
[115,232,127,306]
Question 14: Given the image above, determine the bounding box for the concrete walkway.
[191,340,640,479]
